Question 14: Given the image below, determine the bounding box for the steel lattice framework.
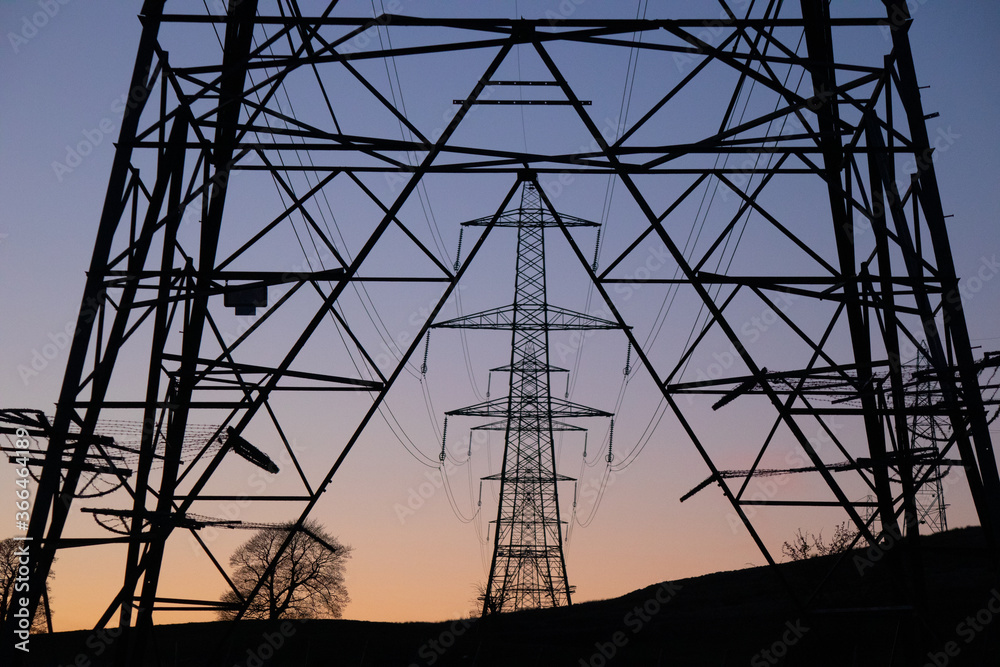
[3,1,1000,664]
[434,179,616,613]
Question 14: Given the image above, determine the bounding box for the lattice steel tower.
[434,177,617,614]
[5,2,1000,664]
[908,350,950,533]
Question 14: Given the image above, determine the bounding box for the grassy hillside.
[24,526,999,666]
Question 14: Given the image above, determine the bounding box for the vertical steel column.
[125,4,258,662]
[800,0,899,542]
[881,0,1000,547]
[0,8,168,662]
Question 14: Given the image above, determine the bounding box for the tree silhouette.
[219,521,351,620]
[782,522,857,561]
[0,538,53,633]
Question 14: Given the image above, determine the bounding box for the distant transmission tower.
[908,350,949,533]
[434,176,618,614]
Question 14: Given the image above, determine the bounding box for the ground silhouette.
[24,526,999,666]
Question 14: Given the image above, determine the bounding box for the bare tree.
[782,522,858,561]
[470,581,490,617]
[473,581,508,616]
[0,538,53,633]
[219,521,351,620]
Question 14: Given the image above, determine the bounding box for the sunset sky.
[2,0,1000,632]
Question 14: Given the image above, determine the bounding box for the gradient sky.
[2,0,1000,632]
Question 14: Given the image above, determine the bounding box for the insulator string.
[592,228,601,271]
[624,341,632,376]
[439,416,448,462]
[421,330,431,376]
[453,227,464,271]
[606,419,615,463]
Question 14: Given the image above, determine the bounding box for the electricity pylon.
[4,2,1000,664]
[907,350,950,533]
[433,177,618,613]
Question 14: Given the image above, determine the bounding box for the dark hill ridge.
[25,526,999,666]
